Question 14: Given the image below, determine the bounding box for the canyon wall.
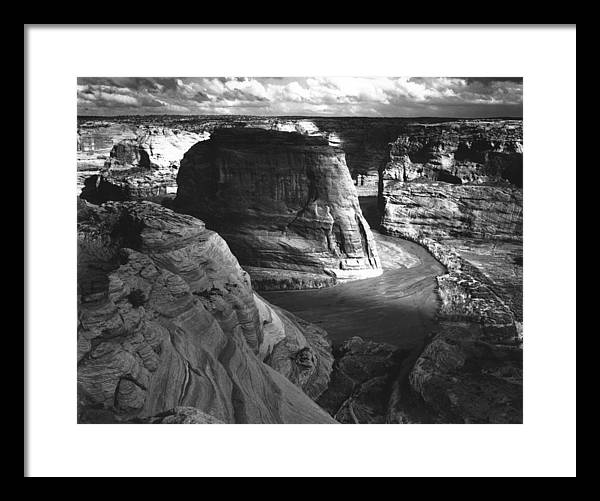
[78,119,324,203]
[79,127,208,203]
[78,117,523,198]
[380,120,522,187]
[174,128,382,290]
[379,121,523,423]
[381,182,523,243]
[312,118,423,196]
[77,199,335,423]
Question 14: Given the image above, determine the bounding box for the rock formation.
[78,116,523,197]
[316,337,407,424]
[77,122,138,193]
[174,128,382,290]
[311,118,421,196]
[77,199,335,424]
[132,407,225,424]
[378,120,523,423]
[76,117,524,424]
[381,183,523,243]
[380,120,523,187]
[80,127,208,203]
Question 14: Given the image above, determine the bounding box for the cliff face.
[378,121,523,423]
[80,128,208,203]
[77,200,335,424]
[312,118,421,196]
[385,235,523,423]
[174,128,382,290]
[381,121,523,187]
[106,128,209,171]
[381,182,523,243]
[78,117,524,197]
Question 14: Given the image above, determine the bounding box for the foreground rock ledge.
[173,128,382,290]
[77,199,335,424]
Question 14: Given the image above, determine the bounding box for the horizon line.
[77,114,523,120]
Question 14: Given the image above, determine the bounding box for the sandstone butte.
[173,128,382,291]
[77,119,322,203]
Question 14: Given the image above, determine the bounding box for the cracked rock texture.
[174,128,382,290]
[77,200,334,424]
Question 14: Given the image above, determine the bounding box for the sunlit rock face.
[80,128,209,203]
[78,116,524,198]
[381,183,523,243]
[107,128,211,170]
[77,119,322,202]
[77,122,138,192]
[379,119,523,424]
[379,120,523,247]
[77,200,335,424]
[257,119,321,136]
[174,128,382,290]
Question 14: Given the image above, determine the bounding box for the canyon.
[79,116,495,198]
[379,122,523,423]
[77,116,523,424]
[77,199,334,423]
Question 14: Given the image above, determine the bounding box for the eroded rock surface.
[131,407,225,424]
[378,120,523,423]
[381,120,522,187]
[78,116,523,198]
[405,323,522,423]
[381,183,523,243]
[77,200,335,423]
[80,127,208,203]
[316,337,406,424]
[174,128,382,290]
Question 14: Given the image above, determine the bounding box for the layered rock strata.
[378,122,523,423]
[77,199,335,424]
[79,128,208,202]
[77,122,137,172]
[380,121,523,188]
[380,182,523,243]
[78,117,523,197]
[77,118,323,197]
[174,128,382,290]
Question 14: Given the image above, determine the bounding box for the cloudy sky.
[77,77,522,117]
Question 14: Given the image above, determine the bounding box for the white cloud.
[76,76,523,116]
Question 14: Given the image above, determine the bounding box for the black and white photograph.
[25,25,576,477]
[76,77,524,425]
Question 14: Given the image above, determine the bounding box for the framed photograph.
[25,24,577,477]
